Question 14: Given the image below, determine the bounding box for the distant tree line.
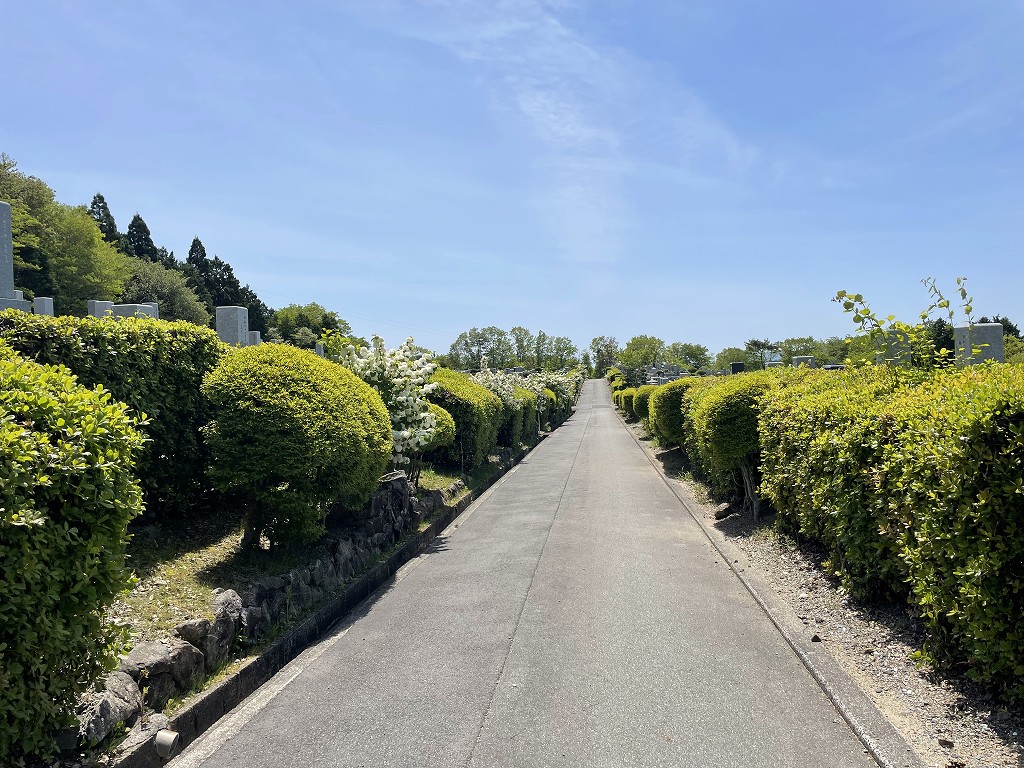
[441,326,579,371]
[1,153,356,345]
[589,314,1024,381]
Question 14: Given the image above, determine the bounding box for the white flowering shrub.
[522,368,585,428]
[328,333,438,469]
[472,357,520,415]
[472,358,530,448]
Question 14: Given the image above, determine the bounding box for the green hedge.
[203,344,392,546]
[1,344,145,760]
[760,363,1024,698]
[426,368,504,470]
[759,366,910,597]
[885,365,1024,695]
[540,388,558,430]
[648,377,701,446]
[684,370,787,513]
[620,387,637,419]
[423,402,456,453]
[633,384,657,421]
[607,367,626,392]
[495,389,537,452]
[0,311,223,518]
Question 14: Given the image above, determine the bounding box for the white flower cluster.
[336,335,438,468]
[471,356,523,416]
[521,368,585,411]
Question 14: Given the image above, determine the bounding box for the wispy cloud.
[344,0,755,269]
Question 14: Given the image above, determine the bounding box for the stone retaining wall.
[72,473,464,750]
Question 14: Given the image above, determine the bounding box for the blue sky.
[4,1,1022,356]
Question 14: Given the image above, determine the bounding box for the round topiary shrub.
[202,344,392,547]
[633,384,657,421]
[648,377,700,446]
[0,343,145,761]
[620,387,638,419]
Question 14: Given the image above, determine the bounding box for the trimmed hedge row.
[759,366,911,597]
[619,387,637,419]
[1,343,146,760]
[426,368,504,470]
[540,388,558,429]
[647,377,701,446]
[633,384,657,421]
[684,371,787,513]
[607,367,626,393]
[0,311,223,518]
[760,364,1024,697]
[202,344,392,547]
[638,364,1024,694]
[506,386,539,449]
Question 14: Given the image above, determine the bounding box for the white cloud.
[344,0,757,270]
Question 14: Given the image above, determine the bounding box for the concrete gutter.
[619,416,927,768]
[112,441,542,768]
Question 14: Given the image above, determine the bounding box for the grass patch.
[418,466,461,491]
[108,466,478,647]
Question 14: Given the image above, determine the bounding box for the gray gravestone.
[143,302,160,319]
[33,297,54,316]
[792,356,816,369]
[315,341,325,357]
[729,361,745,374]
[88,300,115,317]
[0,201,32,312]
[216,306,249,346]
[248,331,262,346]
[112,303,158,319]
[955,323,1004,365]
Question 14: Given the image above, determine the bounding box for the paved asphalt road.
[171,380,877,768]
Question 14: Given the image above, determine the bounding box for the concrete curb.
[618,413,927,768]
[112,440,544,768]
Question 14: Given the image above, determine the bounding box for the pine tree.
[87,193,120,243]
[187,236,208,268]
[121,213,160,262]
[155,246,177,270]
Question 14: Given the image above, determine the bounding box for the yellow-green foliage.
[633,384,657,420]
[1,345,145,760]
[0,311,223,518]
[761,363,1024,698]
[540,388,558,429]
[512,386,539,448]
[423,402,455,452]
[607,367,626,392]
[885,365,1024,696]
[648,377,701,446]
[620,387,637,419]
[203,344,392,545]
[1005,336,1024,365]
[426,368,504,469]
[689,371,783,472]
[759,366,911,597]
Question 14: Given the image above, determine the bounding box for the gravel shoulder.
[629,425,1024,768]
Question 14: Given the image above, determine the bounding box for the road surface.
[171,379,876,768]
